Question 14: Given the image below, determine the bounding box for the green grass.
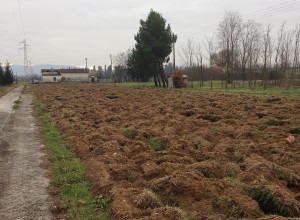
[270,149,281,154]
[34,94,110,220]
[211,127,219,135]
[212,196,238,217]
[13,104,20,110]
[186,80,300,97]
[264,120,284,126]
[113,81,155,88]
[12,100,22,110]
[0,83,22,97]
[107,80,300,96]
[123,129,138,140]
[288,128,300,135]
[246,187,295,217]
[224,113,241,119]
[146,138,168,151]
[127,170,136,183]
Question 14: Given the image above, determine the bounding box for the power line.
[242,3,300,20]
[8,0,22,36]
[17,0,26,37]
[247,6,300,22]
[177,1,300,37]
[242,0,298,17]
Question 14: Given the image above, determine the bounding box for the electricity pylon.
[19,39,30,78]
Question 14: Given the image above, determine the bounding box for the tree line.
[103,10,299,88]
[0,62,14,86]
[179,11,300,88]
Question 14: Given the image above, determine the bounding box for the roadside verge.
[33,93,111,220]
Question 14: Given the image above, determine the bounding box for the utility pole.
[28,60,33,81]
[105,65,107,82]
[172,34,177,70]
[110,54,113,83]
[173,42,175,69]
[85,58,87,69]
[19,39,30,79]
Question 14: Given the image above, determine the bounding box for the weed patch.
[270,149,281,154]
[288,128,300,135]
[212,196,239,217]
[123,129,138,140]
[127,170,136,183]
[12,104,20,110]
[224,113,241,119]
[264,120,284,126]
[200,114,221,122]
[135,189,162,209]
[34,95,110,219]
[211,127,219,135]
[146,138,168,151]
[246,187,295,217]
[94,194,111,210]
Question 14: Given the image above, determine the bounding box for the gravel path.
[0,87,52,220]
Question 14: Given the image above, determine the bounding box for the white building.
[41,69,62,83]
[60,69,90,82]
[41,68,94,83]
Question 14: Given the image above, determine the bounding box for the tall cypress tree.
[4,62,14,85]
[0,63,4,86]
[134,10,176,87]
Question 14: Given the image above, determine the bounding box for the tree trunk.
[160,65,167,88]
[200,57,204,87]
[153,72,158,87]
[156,72,161,87]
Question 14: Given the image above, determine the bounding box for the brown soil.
[34,84,300,219]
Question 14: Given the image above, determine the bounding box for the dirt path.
[0,87,52,220]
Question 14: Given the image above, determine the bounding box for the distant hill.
[11,64,77,76]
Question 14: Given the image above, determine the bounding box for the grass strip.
[34,94,110,220]
[0,83,21,97]
[111,81,300,97]
[246,187,295,217]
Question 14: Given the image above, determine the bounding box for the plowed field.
[34,84,300,219]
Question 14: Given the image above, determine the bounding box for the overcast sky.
[1,0,299,68]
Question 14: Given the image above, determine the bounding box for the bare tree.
[246,22,262,89]
[205,35,215,89]
[261,24,273,89]
[291,24,300,85]
[180,37,195,68]
[278,29,294,86]
[239,21,253,82]
[195,43,204,86]
[217,11,242,85]
[114,49,131,82]
[273,22,286,85]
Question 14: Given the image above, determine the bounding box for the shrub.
[94,194,111,210]
[288,128,300,135]
[123,129,138,140]
[146,138,168,151]
[270,149,280,154]
[264,120,284,126]
[246,187,295,217]
[127,170,136,183]
[212,196,238,216]
[211,127,219,134]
